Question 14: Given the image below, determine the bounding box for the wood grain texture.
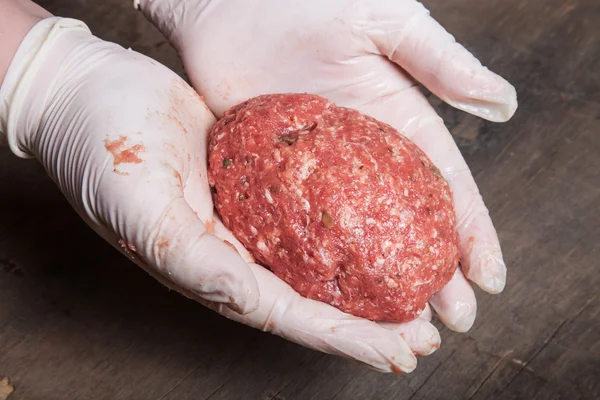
[0,0,598,399]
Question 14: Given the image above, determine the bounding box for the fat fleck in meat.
[208,94,459,322]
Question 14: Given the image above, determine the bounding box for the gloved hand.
[137,0,517,341]
[1,15,437,374]
[0,16,260,313]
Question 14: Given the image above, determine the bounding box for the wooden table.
[1,0,598,399]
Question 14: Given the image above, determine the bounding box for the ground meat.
[208,94,459,322]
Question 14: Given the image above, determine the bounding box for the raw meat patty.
[208,94,459,322]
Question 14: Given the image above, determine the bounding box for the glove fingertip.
[467,249,507,294]
[209,234,261,314]
[226,289,260,315]
[388,333,418,374]
[448,310,476,333]
[177,231,260,315]
[430,269,477,332]
[442,74,518,123]
[476,267,507,295]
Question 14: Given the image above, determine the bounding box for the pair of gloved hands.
[0,0,517,373]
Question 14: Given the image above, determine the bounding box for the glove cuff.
[0,17,89,158]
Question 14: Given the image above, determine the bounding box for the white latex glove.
[0,17,261,314]
[1,16,430,374]
[137,0,517,334]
